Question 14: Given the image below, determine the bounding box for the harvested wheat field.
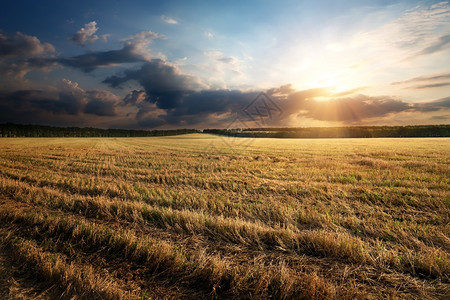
[0,134,448,299]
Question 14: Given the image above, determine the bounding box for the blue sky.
[0,0,449,128]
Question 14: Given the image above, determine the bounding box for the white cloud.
[355,2,450,62]
[204,51,240,66]
[161,15,178,24]
[69,21,99,46]
[269,2,450,97]
[200,51,246,88]
[101,34,111,42]
[121,31,166,61]
[123,31,165,44]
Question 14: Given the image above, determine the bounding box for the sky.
[0,0,449,129]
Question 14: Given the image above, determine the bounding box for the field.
[0,134,448,299]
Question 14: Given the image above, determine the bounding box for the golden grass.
[0,135,448,299]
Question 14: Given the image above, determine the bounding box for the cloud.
[389,2,450,51]
[427,97,450,109]
[430,114,449,120]
[161,15,178,25]
[126,89,257,128]
[204,31,214,39]
[0,79,120,125]
[164,89,255,120]
[392,3,450,51]
[1,57,59,79]
[84,90,119,116]
[103,58,447,128]
[332,87,367,97]
[107,60,259,127]
[2,26,445,129]
[101,34,111,42]
[385,2,450,60]
[103,59,207,109]
[1,29,165,78]
[58,79,119,116]
[125,84,432,128]
[417,34,450,56]
[61,31,164,72]
[60,47,146,72]
[408,82,450,89]
[2,73,449,128]
[203,51,245,78]
[0,31,56,79]
[266,84,447,124]
[123,31,164,44]
[0,31,54,58]
[69,21,99,46]
[106,62,418,126]
[300,95,410,123]
[391,73,450,89]
[392,73,450,85]
[122,31,165,59]
[348,2,450,69]
[411,97,450,112]
[204,51,239,65]
[271,86,409,124]
[123,90,146,105]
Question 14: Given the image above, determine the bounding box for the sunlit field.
[0,134,448,299]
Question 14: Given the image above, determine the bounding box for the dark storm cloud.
[4,33,162,76]
[106,59,261,127]
[2,76,448,128]
[127,86,424,127]
[0,31,57,78]
[106,57,448,128]
[84,90,119,116]
[104,59,207,109]
[0,29,164,77]
[123,90,146,105]
[0,81,120,125]
[60,46,146,72]
[117,77,416,126]
[69,21,99,46]
[0,89,82,122]
[122,88,257,127]
[137,116,166,128]
[2,23,447,129]
[60,31,164,72]
[0,31,54,58]
[163,90,256,125]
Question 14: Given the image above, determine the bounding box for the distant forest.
[1,123,449,138]
[0,123,199,137]
[204,125,450,138]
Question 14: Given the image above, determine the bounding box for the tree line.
[2,123,448,138]
[0,123,200,137]
[204,125,449,138]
